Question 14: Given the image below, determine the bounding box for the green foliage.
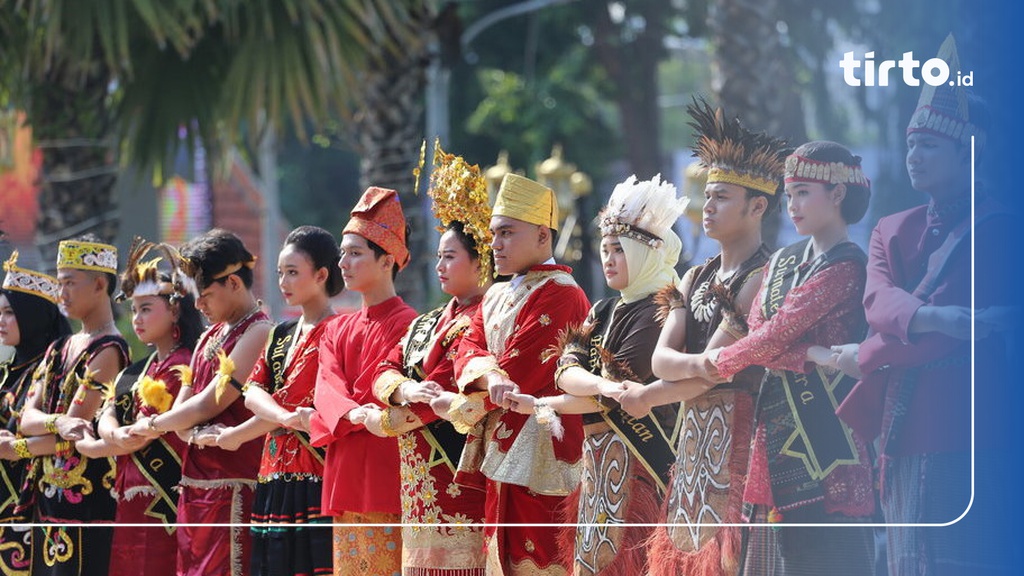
[464,45,619,178]
[0,0,430,180]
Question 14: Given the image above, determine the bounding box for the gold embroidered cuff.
[456,355,507,393]
[44,414,60,434]
[13,438,32,459]
[448,391,489,434]
[381,406,422,437]
[379,408,398,437]
[374,370,413,406]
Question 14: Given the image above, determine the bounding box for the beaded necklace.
[202,302,263,361]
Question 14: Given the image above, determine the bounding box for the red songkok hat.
[342,187,410,270]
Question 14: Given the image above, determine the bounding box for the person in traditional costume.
[302,187,417,576]
[503,174,686,575]
[203,225,342,576]
[18,235,129,576]
[127,229,272,576]
[696,140,876,575]
[441,172,590,576]
[834,34,1012,575]
[71,238,202,576]
[358,143,491,576]
[617,98,785,576]
[0,253,70,576]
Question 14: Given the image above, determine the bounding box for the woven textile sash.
[401,306,468,472]
[114,353,182,527]
[589,298,681,494]
[760,239,865,509]
[266,320,324,465]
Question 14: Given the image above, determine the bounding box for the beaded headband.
[784,155,869,186]
[2,251,60,304]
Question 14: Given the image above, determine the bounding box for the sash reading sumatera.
[760,239,865,509]
[266,320,324,465]
[402,306,467,471]
[588,298,682,494]
[113,353,182,529]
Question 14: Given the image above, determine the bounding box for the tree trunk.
[589,0,667,179]
[31,65,119,273]
[349,6,437,311]
[708,0,805,249]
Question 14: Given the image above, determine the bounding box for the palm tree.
[1,1,430,274]
[342,1,441,309]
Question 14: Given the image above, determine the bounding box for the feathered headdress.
[116,237,197,302]
[687,96,788,196]
[158,242,200,301]
[599,175,687,249]
[426,138,494,285]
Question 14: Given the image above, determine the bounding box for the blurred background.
[0,0,999,335]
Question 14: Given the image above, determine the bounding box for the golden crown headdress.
[425,139,494,285]
[3,251,60,304]
[599,175,687,249]
[687,96,788,196]
[57,239,118,274]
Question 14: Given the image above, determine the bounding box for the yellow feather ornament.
[212,350,236,403]
[173,365,194,388]
[138,376,174,414]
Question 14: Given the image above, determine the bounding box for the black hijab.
[1,289,72,366]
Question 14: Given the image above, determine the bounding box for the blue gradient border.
[961,1,1024,571]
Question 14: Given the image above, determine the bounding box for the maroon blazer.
[838,196,1010,456]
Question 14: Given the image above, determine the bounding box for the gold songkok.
[427,139,494,285]
[57,239,118,274]
[688,97,787,196]
[492,174,559,230]
[3,251,60,304]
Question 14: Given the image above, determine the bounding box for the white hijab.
[617,228,682,304]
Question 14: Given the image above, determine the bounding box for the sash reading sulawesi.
[589,298,682,494]
[760,240,864,503]
[113,353,183,531]
[266,320,324,465]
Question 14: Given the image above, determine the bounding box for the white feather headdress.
[598,174,687,249]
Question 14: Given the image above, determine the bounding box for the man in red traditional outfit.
[448,173,590,575]
[307,187,418,576]
[835,34,1012,575]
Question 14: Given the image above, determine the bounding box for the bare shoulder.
[733,265,766,314]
